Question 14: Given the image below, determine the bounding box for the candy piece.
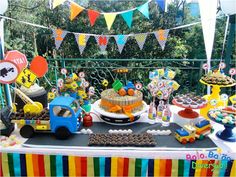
[222,119,228,124]
[118,88,126,96]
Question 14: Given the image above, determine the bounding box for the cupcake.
[176,98,183,104]
[190,102,198,109]
[182,101,189,107]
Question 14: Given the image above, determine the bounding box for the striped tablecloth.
[1,153,236,177]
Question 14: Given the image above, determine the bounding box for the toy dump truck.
[11,96,82,139]
[175,120,213,144]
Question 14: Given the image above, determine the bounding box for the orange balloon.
[30,56,48,77]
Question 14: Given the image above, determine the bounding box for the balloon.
[0,0,8,14]
[30,56,48,77]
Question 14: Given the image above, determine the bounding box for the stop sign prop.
[4,50,28,72]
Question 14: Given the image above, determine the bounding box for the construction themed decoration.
[199,63,236,118]
[16,68,37,88]
[0,60,19,84]
[11,96,82,139]
[175,119,214,144]
[4,50,28,72]
[57,72,95,113]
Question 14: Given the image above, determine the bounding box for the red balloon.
[30,56,48,77]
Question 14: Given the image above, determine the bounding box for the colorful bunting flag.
[74,33,90,54]
[114,35,129,53]
[135,33,147,50]
[104,13,117,30]
[137,2,150,19]
[52,0,66,9]
[52,29,68,49]
[156,0,165,11]
[121,11,133,28]
[70,2,84,21]
[88,9,100,26]
[154,29,169,50]
[95,35,110,52]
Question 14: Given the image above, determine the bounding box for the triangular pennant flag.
[52,29,68,49]
[95,35,110,52]
[137,2,150,19]
[88,9,100,26]
[121,10,133,28]
[114,35,129,53]
[74,33,90,55]
[52,0,66,9]
[70,2,84,21]
[104,13,117,30]
[199,0,217,64]
[134,33,147,50]
[154,29,169,50]
[156,0,165,11]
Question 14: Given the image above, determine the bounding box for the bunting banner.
[95,35,110,52]
[70,2,84,21]
[154,29,170,50]
[156,0,165,11]
[52,0,152,30]
[52,29,68,49]
[104,13,117,30]
[121,11,133,28]
[135,33,148,50]
[114,35,129,53]
[87,10,100,26]
[52,0,66,9]
[137,2,150,19]
[74,33,90,54]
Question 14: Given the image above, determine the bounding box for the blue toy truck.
[11,96,82,139]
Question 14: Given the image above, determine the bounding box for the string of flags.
[52,0,166,30]
[52,28,170,54]
[0,15,204,55]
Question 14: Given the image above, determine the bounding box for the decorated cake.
[100,89,143,115]
[99,80,144,122]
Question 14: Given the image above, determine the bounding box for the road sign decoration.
[4,50,28,72]
[16,68,37,88]
[0,60,19,84]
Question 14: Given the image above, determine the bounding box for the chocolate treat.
[88,133,156,147]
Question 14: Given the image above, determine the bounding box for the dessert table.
[1,106,236,177]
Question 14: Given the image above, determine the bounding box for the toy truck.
[175,120,213,144]
[112,80,136,96]
[175,125,196,144]
[11,96,82,139]
[194,120,214,139]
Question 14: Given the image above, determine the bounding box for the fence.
[1,58,235,108]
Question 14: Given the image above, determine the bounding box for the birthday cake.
[100,89,143,114]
